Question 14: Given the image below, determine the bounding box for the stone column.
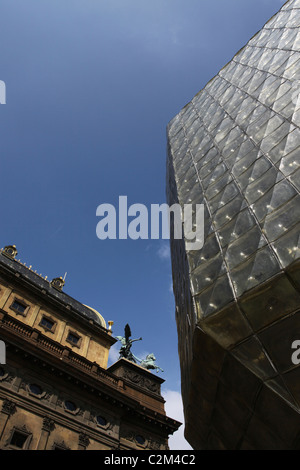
[36,417,55,450]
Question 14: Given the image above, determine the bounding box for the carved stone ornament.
[121,426,148,448]
[2,245,18,260]
[42,417,55,433]
[78,432,90,448]
[20,381,27,392]
[148,437,163,450]
[122,428,137,444]
[123,370,160,394]
[52,440,70,451]
[50,277,65,292]
[1,399,16,416]
[17,424,31,434]
[90,411,115,434]
[0,367,9,382]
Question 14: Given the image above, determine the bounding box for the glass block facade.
[167,0,300,448]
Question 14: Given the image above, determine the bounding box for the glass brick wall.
[167,0,300,410]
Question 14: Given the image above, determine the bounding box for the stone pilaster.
[36,417,55,450]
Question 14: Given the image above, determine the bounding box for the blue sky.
[0,0,286,450]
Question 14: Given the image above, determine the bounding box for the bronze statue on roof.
[116,324,163,373]
[115,324,142,363]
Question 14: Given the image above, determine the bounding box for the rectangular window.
[40,316,55,331]
[10,300,27,315]
[10,430,29,449]
[66,332,80,346]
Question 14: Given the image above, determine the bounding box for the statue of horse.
[140,353,163,373]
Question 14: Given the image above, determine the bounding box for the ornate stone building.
[0,245,180,450]
[167,0,300,449]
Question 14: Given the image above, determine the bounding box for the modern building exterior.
[0,245,180,450]
[167,0,300,449]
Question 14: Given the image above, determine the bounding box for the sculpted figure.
[116,324,142,363]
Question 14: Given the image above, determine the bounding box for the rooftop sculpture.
[116,323,142,364]
[116,324,163,373]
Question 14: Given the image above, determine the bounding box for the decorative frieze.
[123,369,160,394]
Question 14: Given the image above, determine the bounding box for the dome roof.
[84,305,106,329]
